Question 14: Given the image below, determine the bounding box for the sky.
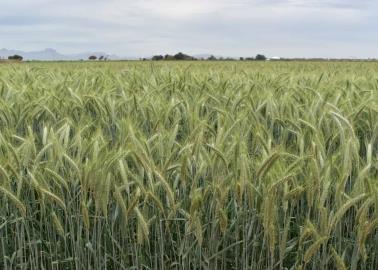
[1,0,377,58]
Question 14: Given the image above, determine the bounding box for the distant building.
[269,56,281,61]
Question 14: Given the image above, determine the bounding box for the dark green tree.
[173,52,195,60]
[255,54,267,61]
[207,55,217,61]
[8,55,23,61]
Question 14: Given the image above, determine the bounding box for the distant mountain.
[0,48,136,61]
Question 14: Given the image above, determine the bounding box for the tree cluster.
[152,52,197,61]
[8,55,23,61]
[88,55,108,61]
[239,54,267,61]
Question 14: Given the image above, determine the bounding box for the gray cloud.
[0,0,377,58]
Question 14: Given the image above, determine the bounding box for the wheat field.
[0,61,377,269]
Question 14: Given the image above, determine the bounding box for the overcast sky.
[1,0,377,58]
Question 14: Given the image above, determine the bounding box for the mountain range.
[0,48,138,61]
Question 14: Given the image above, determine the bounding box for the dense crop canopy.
[0,61,377,269]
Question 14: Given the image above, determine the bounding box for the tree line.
[147,52,267,61]
[87,52,268,61]
[2,53,267,62]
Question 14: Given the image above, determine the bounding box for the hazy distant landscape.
[0,48,244,61]
[1,48,376,62]
[0,48,130,61]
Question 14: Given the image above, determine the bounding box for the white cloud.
[0,0,377,57]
